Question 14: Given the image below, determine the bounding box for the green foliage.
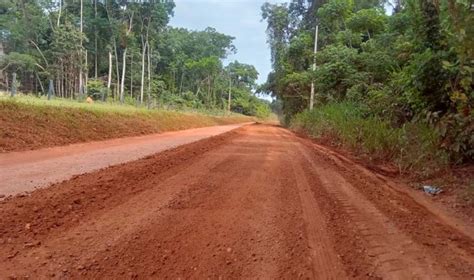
[287,32,314,71]
[418,0,442,50]
[0,1,268,118]
[0,52,38,72]
[409,49,451,112]
[232,92,271,118]
[347,8,387,39]
[87,79,107,100]
[436,112,474,163]
[335,30,362,48]
[314,45,360,101]
[317,0,353,33]
[261,0,474,165]
[226,61,259,89]
[291,102,448,174]
[158,91,200,110]
[261,2,291,69]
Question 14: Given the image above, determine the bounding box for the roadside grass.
[290,102,449,176]
[0,92,247,117]
[0,94,253,152]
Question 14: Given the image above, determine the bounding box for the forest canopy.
[260,0,473,164]
[0,0,271,118]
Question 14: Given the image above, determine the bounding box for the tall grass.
[290,102,448,175]
[0,93,248,118]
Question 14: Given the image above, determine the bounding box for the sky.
[169,0,285,87]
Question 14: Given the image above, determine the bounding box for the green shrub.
[87,79,107,100]
[157,91,203,110]
[291,102,448,175]
[436,113,474,163]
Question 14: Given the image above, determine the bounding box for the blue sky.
[169,0,285,86]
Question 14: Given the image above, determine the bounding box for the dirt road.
[1,124,473,279]
[0,123,248,196]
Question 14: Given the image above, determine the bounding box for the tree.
[347,8,387,39]
[0,0,270,117]
[261,0,473,161]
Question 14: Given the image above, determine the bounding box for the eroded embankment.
[0,99,253,152]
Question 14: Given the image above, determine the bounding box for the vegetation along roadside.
[0,96,254,153]
[259,0,473,209]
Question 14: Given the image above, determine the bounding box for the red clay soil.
[0,124,473,279]
[0,123,247,197]
[0,100,251,152]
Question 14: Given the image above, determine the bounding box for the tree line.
[0,0,271,117]
[260,0,473,162]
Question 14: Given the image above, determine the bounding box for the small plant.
[87,79,107,101]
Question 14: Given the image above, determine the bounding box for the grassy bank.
[290,102,449,175]
[291,102,474,212]
[0,96,253,152]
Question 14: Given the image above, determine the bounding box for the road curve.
[0,124,473,279]
[0,123,250,197]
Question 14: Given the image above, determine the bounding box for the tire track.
[0,144,237,277]
[1,124,472,279]
[289,150,346,279]
[299,136,474,278]
[296,144,452,279]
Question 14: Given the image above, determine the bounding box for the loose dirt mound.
[0,125,473,278]
[0,100,252,152]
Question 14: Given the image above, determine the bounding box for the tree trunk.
[114,39,120,101]
[73,73,76,98]
[120,48,127,103]
[56,76,60,98]
[34,73,37,95]
[78,0,84,97]
[57,0,62,27]
[60,60,64,97]
[94,0,98,79]
[179,70,184,95]
[11,72,17,97]
[107,51,112,99]
[171,69,175,94]
[309,25,318,110]
[130,51,133,98]
[85,49,88,96]
[140,38,147,105]
[228,77,232,114]
[48,79,54,100]
[147,41,151,108]
[119,10,133,104]
[35,72,45,94]
[208,75,211,107]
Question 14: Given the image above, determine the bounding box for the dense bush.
[86,79,107,101]
[291,102,448,174]
[232,94,271,118]
[436,113,474,163]
[261,0,473,166]
[157,91,203,110]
